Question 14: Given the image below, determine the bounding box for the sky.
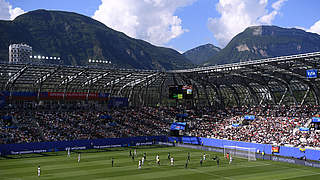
[1,0,320,53]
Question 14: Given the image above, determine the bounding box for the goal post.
[223,145,256,161]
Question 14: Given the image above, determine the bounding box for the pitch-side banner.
[306,69,317,78]
[272,146,280,153]
[1,91,109,100]
[244,115,255,120]
[46,92,108,100]
[312,117,320,123]
[170,122,186,130]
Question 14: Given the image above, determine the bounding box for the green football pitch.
[1,145,320,180]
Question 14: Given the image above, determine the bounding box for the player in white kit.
[156,154,160,165]
[170,157,174,166]
[142,157,145,165]
[229,154,232,164]
[37,165,41,177]
[138,160,142,169]
[78,153,81,163]
[67,147,70,157]
[156,154,159,163]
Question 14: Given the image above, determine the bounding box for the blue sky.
[1,0,320,52]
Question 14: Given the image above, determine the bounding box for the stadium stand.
[1,52,320,150]
[1,105,320,149]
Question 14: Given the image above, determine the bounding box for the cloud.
[295,20,320,35]
[208,0,287,47]
[0,0,25,20]
[272,0,287,11]
[93,0,195,45]
[9,6,25,20]
[0,0,11,20]
[307,20,320,35]
[259,0,287,24]
[258,11,277,24]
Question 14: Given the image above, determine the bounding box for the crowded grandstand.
[1,105,320,148]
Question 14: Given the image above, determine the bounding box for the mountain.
[183,43,221,64]
[206,26,320,65]
[0,10,193,70]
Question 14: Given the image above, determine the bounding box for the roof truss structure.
[1,51,319,108]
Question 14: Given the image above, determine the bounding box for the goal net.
[223,145,256,161]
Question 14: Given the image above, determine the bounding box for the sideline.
[175,143,320,168]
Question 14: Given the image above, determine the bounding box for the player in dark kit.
[185,159,188,168]
[187,152,190,161]
[213,155,218,160]
[200,158,203,166]
[111,158,114,167]
[132,155,135,161]
[143,153,147,160]
[129,150,132,157]
[217,157,220,167]
[168,152,171,160]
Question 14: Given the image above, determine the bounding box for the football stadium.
[1,51,320,180]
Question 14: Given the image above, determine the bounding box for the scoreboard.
[169,85,193,99]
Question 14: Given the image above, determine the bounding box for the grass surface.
[1,145,320,180]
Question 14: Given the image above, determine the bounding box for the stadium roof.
[1,51,320,108]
